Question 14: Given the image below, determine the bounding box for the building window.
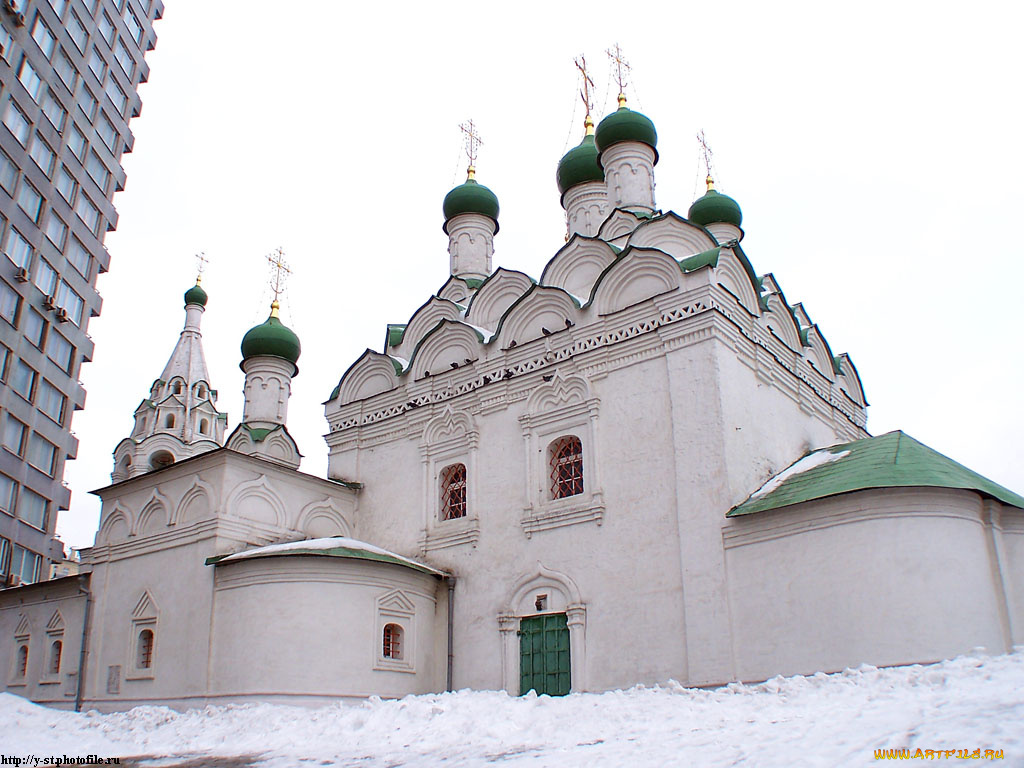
[30,14,56,58]
[46,330,74,374]
[164,413,174,428]
[0,475,17,516]
[97,13,115,44]
[136,629,154,669]
[24,309,46,349]
[74,193,100,234]
[0,25,12,64]
[104,77,127,115]
[549,436,584,499]
[66,237,90,277]
[97,113,118,153]
[47,0,67,18]
[53,50,77,92]
[68,125,87,162]
[29,136,56,177]
[0,150,18,195]
[10,360,36,401]
[41,88,67,131]
[17,58,44,103]
[199,418,209,435]
[4,227,32,269]
[34,259,57,295]
[439,463,467,520]
[86,151,110,192]
[88,47,106,81]
[77,86,97,121]
[124,6,143,45]
[67,13,87,51]
[0,281,20,326]
[38,380,65,424]
[382,623,403,660]
[55,166,76,204]
[10,545,41,584]
[27,433,57,476]
[0,536,9,576]
[18,490,48,530]
[4,414,26,455]
[3,100,31,146]
[114,38,134,77]
[45,214,67,249]
[16,180,43,223]
[48,640,61,675]
[15,644,28,678]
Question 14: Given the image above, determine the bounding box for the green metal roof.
[206,536,445,576]
[241,314,301,367]
[728,431,1024,517]
[184,281,208,307]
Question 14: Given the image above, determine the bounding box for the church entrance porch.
[519,613,570,696]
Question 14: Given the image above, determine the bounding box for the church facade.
[2,99,1022,711]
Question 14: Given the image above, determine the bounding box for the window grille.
[440,463,467,520]
[137,629,154,668]
[550,436,584,499]
[382,623,402,659]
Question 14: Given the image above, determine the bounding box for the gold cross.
[194,251,208,284]
[266,247,291,302]
[575,55,595,117]
[697,130,716,189]
[459,119,483,173]
[606,43,631,101]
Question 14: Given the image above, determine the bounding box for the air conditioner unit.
[13,267,29,282]
[55,307,69,323]
[42,294,57,309]
[5,573,20,588]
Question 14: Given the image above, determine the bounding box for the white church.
[3,95,1022,712]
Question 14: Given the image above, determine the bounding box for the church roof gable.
[728,431,1024,517]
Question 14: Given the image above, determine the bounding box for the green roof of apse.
[728,431,1024,518]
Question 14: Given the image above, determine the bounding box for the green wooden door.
[519,613,570,696]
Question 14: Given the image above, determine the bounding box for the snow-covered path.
[2,652,1022,767]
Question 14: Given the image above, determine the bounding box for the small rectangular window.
[0,26,13,64]
[77,86,97,121]
[114,38,134,77]
[45,214,67,249]
[34,259,57,295]
[38,380,65,424]
[66,237,90,277]
[3,228,31,269]
[75,193,100,233]
[56,166,76,203]
[67,13,87,52]
[98,13,115,44]
[0,475,16,516]
[10,360,36,401]
[56,281,84,326]
[0,150,17,195]
[68,125,87,161]
[24,308,45,348]
[17,181,44,223]
[4,414,27,453]
[86,151,110,192]
[27,433,57,475]
[54,50,77,91]
[47,330,74,373]
[3,99,31,146]
[17,58,44,103]
[104,77,127,115]
[0,282,19,326]
[29,136,56,177]
[97,113,118,152]
[88,47,106,81]
[31,15,56,59]
[41,89,67,131]
[124,7,144,45]
[11,544,42,584]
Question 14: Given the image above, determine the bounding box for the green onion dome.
[595,96,658,165]
[241,303,301,369]
[184,279,208,307]
[688,178,743,228]
[556,117,604,201]
[442,169,500,234]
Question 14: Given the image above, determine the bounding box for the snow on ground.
[2,652,1023,767]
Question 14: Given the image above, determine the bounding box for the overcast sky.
[57,1,1024,550]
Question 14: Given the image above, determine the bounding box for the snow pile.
[750,448,850,499]
[2,651,1023,767]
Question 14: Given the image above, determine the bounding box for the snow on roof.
[750,448,850,500]
[209,536,445,576]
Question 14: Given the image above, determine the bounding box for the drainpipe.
[74,576,92,713]
[445,575,456,692]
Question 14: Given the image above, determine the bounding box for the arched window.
[439,463,467,520]
[136,629,154,669]
[48,640,62,675]
[172,381,183,395]
[199,418,209,435]
[549,436,584,499]
[149,450,174,471]
[164,413,175,428]
[196,385,205,399]
[382,623,403,659]
[16,644,28,677]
